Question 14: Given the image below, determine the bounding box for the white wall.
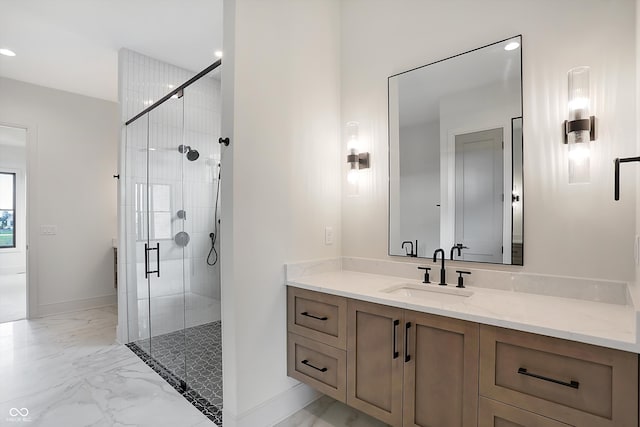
[0,77,118,316]
[635,0,640,298]
[221,0,341,424]
[341,0,637,282]
[396,120,440,255]
[0,144,27,274]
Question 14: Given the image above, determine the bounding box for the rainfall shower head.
[178,145,200,161]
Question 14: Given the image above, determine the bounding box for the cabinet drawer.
[480,325,638,427]
[479,397,571,427]
[287,332,346,403]
[287,286,347,349]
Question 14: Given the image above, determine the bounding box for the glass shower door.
[125,114,151,345]
[146,94,187,386]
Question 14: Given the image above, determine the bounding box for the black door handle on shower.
[300,312,328,321]
[405,322,412,362]
[301,359,327,372]
[144,242,160,278]
[156,242,160,277]
[144,243,149,278]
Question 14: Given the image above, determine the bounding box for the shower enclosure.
[122,60,223,424]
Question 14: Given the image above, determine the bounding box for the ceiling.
[0,0,223,102]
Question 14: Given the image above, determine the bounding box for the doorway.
[0,125,27,323]
[454,127,504,263]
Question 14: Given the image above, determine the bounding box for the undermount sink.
[381,283,473,303]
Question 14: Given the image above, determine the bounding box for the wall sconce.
[346,121,370,196]
[564,66,596,184]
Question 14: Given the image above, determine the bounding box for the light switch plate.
[635,235,640,266]
[40,225,57,235]
[325,226,334,245]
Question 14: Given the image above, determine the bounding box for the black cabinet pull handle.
[405,322,412,362]
[392,319,399,359]
[301,359,327,372]
[301,312,328,321]
[517,368,579,389]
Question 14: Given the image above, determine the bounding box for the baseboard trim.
[37,294,117,317]
[223,383,320,427]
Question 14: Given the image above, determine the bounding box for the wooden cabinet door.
[347,299,404,427]
[403,310,479,427]
[479,397,572,427]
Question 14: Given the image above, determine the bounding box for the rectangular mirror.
[389,36,523,265]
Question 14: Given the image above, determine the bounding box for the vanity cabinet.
[403,310,479,427]
[346,300,404,425]
[478,397,571,427]
[479,325,638,427]
[343,297,479,427]
[287,287,348,402]
[286,286,639,427]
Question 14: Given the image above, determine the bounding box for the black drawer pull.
[392,319,399,359]
[517,368,579,389]
[301,359,327,372]
[405,322,412,362]
[301,311,328,321]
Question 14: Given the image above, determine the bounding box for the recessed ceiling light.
[504,41,520,51]
[0,48,16,57]
[214,50,223,58]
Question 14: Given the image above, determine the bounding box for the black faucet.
[450,243,468,260]
[433,248,446,285]
[401,240,417,257]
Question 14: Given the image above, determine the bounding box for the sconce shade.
[345,121,370,196]
[565,66,595,184]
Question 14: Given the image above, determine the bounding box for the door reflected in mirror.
[388,36,523,265]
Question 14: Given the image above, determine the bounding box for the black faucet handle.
[417,266,431,283]
[456,270,471,288]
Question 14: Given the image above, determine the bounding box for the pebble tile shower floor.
[127,321,222,425]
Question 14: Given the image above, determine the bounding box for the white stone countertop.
[286,264,639,353]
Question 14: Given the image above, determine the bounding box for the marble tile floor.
[0,305,214,426]
[275,395,389,427]
[0,272,26,324]
[0,304,392,426]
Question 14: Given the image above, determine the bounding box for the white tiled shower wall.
[118,49,221,339]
